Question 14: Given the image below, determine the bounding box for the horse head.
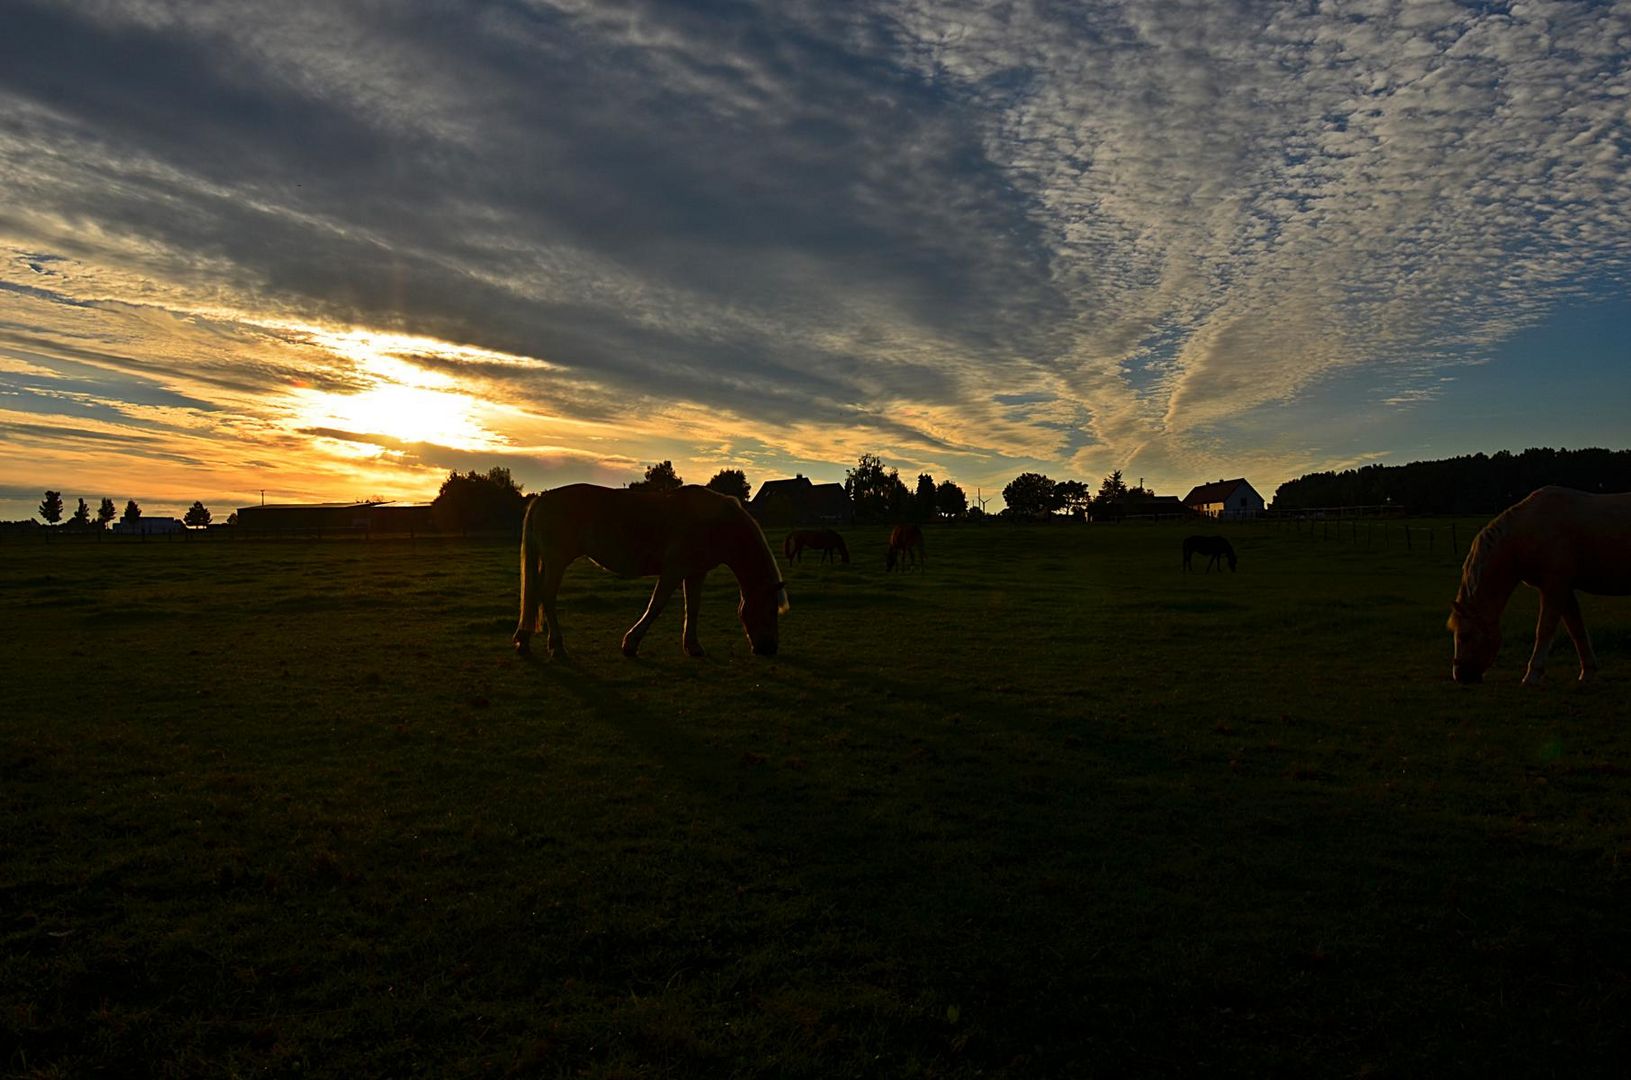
[739,580,788,656]
[1448,600,1500,683]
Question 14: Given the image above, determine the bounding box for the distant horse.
[513,484,788,659]
[885,524,926,571]
[784,528,850,565]
[1182,535,1237,572]
[1448,486,1631,685]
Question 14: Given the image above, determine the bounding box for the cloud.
[0,0,1627,515]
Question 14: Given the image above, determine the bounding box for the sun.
[280,324,514,454]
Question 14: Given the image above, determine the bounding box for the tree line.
[28,492,215,529]
[1271,447,1631,515]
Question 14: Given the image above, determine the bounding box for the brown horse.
[1448,487,1631,684]
[885,523,925,571]
[783,528,850,565]
[1182,535,1237,572]
[513,484,788,659]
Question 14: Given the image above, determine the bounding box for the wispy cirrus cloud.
[0,0,1626,517]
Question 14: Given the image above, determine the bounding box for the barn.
[749,475,854,526]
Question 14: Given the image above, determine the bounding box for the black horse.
[1182,535,1237,572]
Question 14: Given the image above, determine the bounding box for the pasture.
[4,520,1631,1077]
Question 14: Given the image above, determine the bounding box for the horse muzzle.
[1452,664,1483,685]
[752,638,778,657]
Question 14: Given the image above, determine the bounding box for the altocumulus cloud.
[0,0,1627,512]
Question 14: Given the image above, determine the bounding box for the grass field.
[5,520,1631,1077]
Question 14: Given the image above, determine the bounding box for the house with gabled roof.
[1181,478,1265,519]
[748,474,853,526]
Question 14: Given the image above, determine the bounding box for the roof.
[750,476,814,504]
[1182,479,1252,506]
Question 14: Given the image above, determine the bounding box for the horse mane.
[718,491,789,613]
[1453,505,1517,626]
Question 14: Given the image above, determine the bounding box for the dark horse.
[1182,535,1237,572]
[885,524,925,571]
[1449,487,1631,685]
[513,484,788,659]
[783,528,850,565]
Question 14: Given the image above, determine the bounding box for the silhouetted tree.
[705,468,750,501]
[1003,473,1059,519]
[1089,470,1130,521]
[432,468,526,532]
[69,498,91,527]
[184,501,212,528]
[1055,480,1091,519]
[913,473,937,522]
[96,497,116,530]
[39,490,63,525]
[845,453,891,523]
[629,460,683,492]
[1272,447,1631,515]
[935,479,968,520]
[121,499,142,525]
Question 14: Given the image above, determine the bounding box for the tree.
[845,453,892,523]
[935,479,967,520]
[1097,469,1128,504]
[184,501,212,528]
[1003,473,1060,519]
[38,490,63,525]
[431,468,526,532]
[629,460,683,492]
[69,498,91,527]
[121,499,143,525]
[914,473,937,522]
[96,497,116,530]
[1055,480,1091,519]
[705,468,750,501]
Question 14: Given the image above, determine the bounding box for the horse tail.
[515,496,544,641]
[783,533,795,560]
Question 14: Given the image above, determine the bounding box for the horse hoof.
[513,637,531,657]
[684,644,706,658]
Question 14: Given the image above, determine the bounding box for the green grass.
[4,522,1631,1077]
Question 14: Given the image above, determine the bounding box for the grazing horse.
[885,524,926,571]
[1182,535,1237,572]
[1448,486,1631,685]
[784,528,850,565]
[513,484,788,659]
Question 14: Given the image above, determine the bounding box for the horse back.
[1514,488,1631,595]
[531,484,739,577]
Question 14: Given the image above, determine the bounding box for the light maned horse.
[885,524,925,572]
[1448,486,1631,684]
[513,484,789,659]
[783,528,850,564]
[1182,534,1237,572]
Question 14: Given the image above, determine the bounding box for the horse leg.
[1558,590,1599,682]
[622,572,682,658]
[1521,591,1566,686]
[539,561,567,658]
[681,572,707,657]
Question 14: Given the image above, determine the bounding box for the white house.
[1181,479,1265,519]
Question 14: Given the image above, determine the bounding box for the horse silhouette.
[513,484,787,659]
[1182,534,1236,572]
[885,524,925,572]
[783,529,850,565]
[1449,486,1631,684]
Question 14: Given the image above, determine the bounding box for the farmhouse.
[749,474,853,526]
[1181,478,1265,519]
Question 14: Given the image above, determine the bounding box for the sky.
[2,0,1628,521]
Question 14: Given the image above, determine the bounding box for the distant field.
[4,521,1631,1077]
